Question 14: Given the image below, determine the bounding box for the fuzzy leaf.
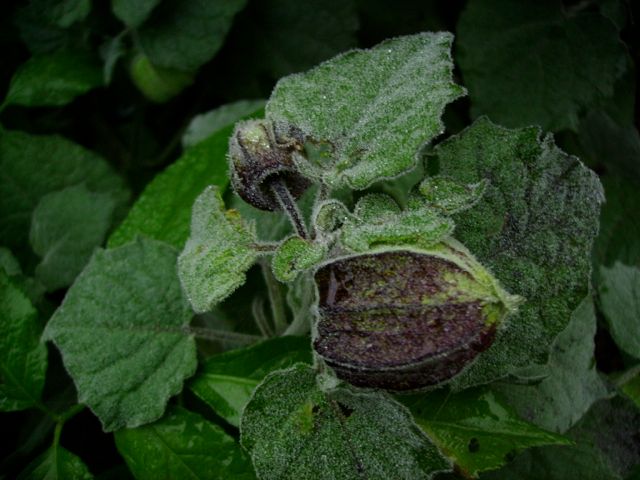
[457,0,627,132]
[266,32,465,190]
[111,0,161,28]
[241,364,451,480]
[115,407,254,480]
[178,186,259,314]
[189,336,312,427]
[3,52,102,108]
[29,184,116,291]
[403,387,569,477]
[17,445,93,480]
[272,236,326,283]
[43,238,197,431]
[418,177,487,214]
[599,263,640,359]
[428,118,603,389]
[0,271,47,412]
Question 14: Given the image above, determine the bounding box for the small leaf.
[598,262,640,359]
[115,407,254,480]
[29,184,116,291]
[0,271,47,412]
[272,236,326,283]
[403,387,570,477]
[43,238,197,431]
[17,445,93,480]
[189,336,312,427]
[266,32,465,190]
[178,186,259,313]
[241,364,451,480]
[3,52,102,108]
[128,54,194,103]
[111,0,161,28]
[418,176,487,214]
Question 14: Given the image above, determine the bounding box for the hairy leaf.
[0,271,47,412]
[111,0,161,28]
[457,0,627,131]
[17,445,93,480]
[43,238,197,431]
[428,118,603,388]
[241,364,451,479]
[272,236,326,283]
[115,407,254,480]
[267,32,465,190]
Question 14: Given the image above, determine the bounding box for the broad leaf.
[266,32,465,190]
[43,238,197,431]
[3,52,102,108]
[189,336,311,427]
[17,445,93,480]
[457,0,627,131]
[403,387,569,477]
[241,364,451,479]
[0,271,47,412]
[272,236,326,283]
[428,118,603,389]
[137,0,247,72]
[30,184,116,291]
[599,263,640,359]
[495,297,608,433]
[111,0,161,28]
[115,407,254,480]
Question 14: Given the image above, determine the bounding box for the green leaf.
[403,387,570,477]
[178,186,259,314]
[418,177,487,215]
[621,372,640,409]
[457,0,627,132]
[3,52,102,108]
[137,0,247,72]
[115,406,254,480]
[17,445,93,480]
[182,100,266,148]
[43,238,197,431]
[428,118,603,389]
[111,0,161,28]
[108,108,262,249]
[599,263,640,359]
[266,32,465,190]
[128,54,194,103]
[0,270,47,412]
[189,336,312,427]
[272,236,326,283]
[241,364,451,480]
[0,130,129,257]
[494,297,608,433]
[0,246,22,277]
[29,184,116,291]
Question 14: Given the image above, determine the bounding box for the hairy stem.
[270,178,308,239]
[251,297,274,337]
[261,260,288,334]
[186,326,264,345]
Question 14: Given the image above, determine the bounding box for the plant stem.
[185,326,263,345]
[261,259,288,334]
[251,297,274,337]
[52,404,85,448]
[270,178,308,239]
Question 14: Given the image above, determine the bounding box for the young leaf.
[457,0,627,131]
[43,238,197,431]
[29,184,116,291]
[598,263,640,359]
[3,52,102,108]
[241,364,451,480]
[403,387,570,477]
[115,407,254,480]
[111,0,161,28]
[494,297,608,433]
[178,186,259,313]
[137,0,248,72]
[0,271,47,412]
[429,118,603,389]
[272,236,326,283]
[266,32,465,190]
[189,336,312,427]
[17,445,93,480]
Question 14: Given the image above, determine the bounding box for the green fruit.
[129,54,194,103]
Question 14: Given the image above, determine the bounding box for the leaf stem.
[185,326,264,346]
[270,178,308,239]
[261,259,288,334]
[251,297,274,337]
[52,404,85,448]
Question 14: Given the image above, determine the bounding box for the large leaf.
[17,445,93,480]
[241,364,451,480]
[403,387,569,477]
[29,184,116,291]
[137,0,247,72]
[428,118,603,388]
[43,238,197,431]
[598,263,640,359]
[189,336,312,427]
[2,52,102,109]
[178,186,259,314]
[111,0,161,28]
[115,407,254,480]
[0,271,47,412]
[0,130,129,256]
[494,297,608,433]
[266,32,465,190]
[457,0,627,131]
